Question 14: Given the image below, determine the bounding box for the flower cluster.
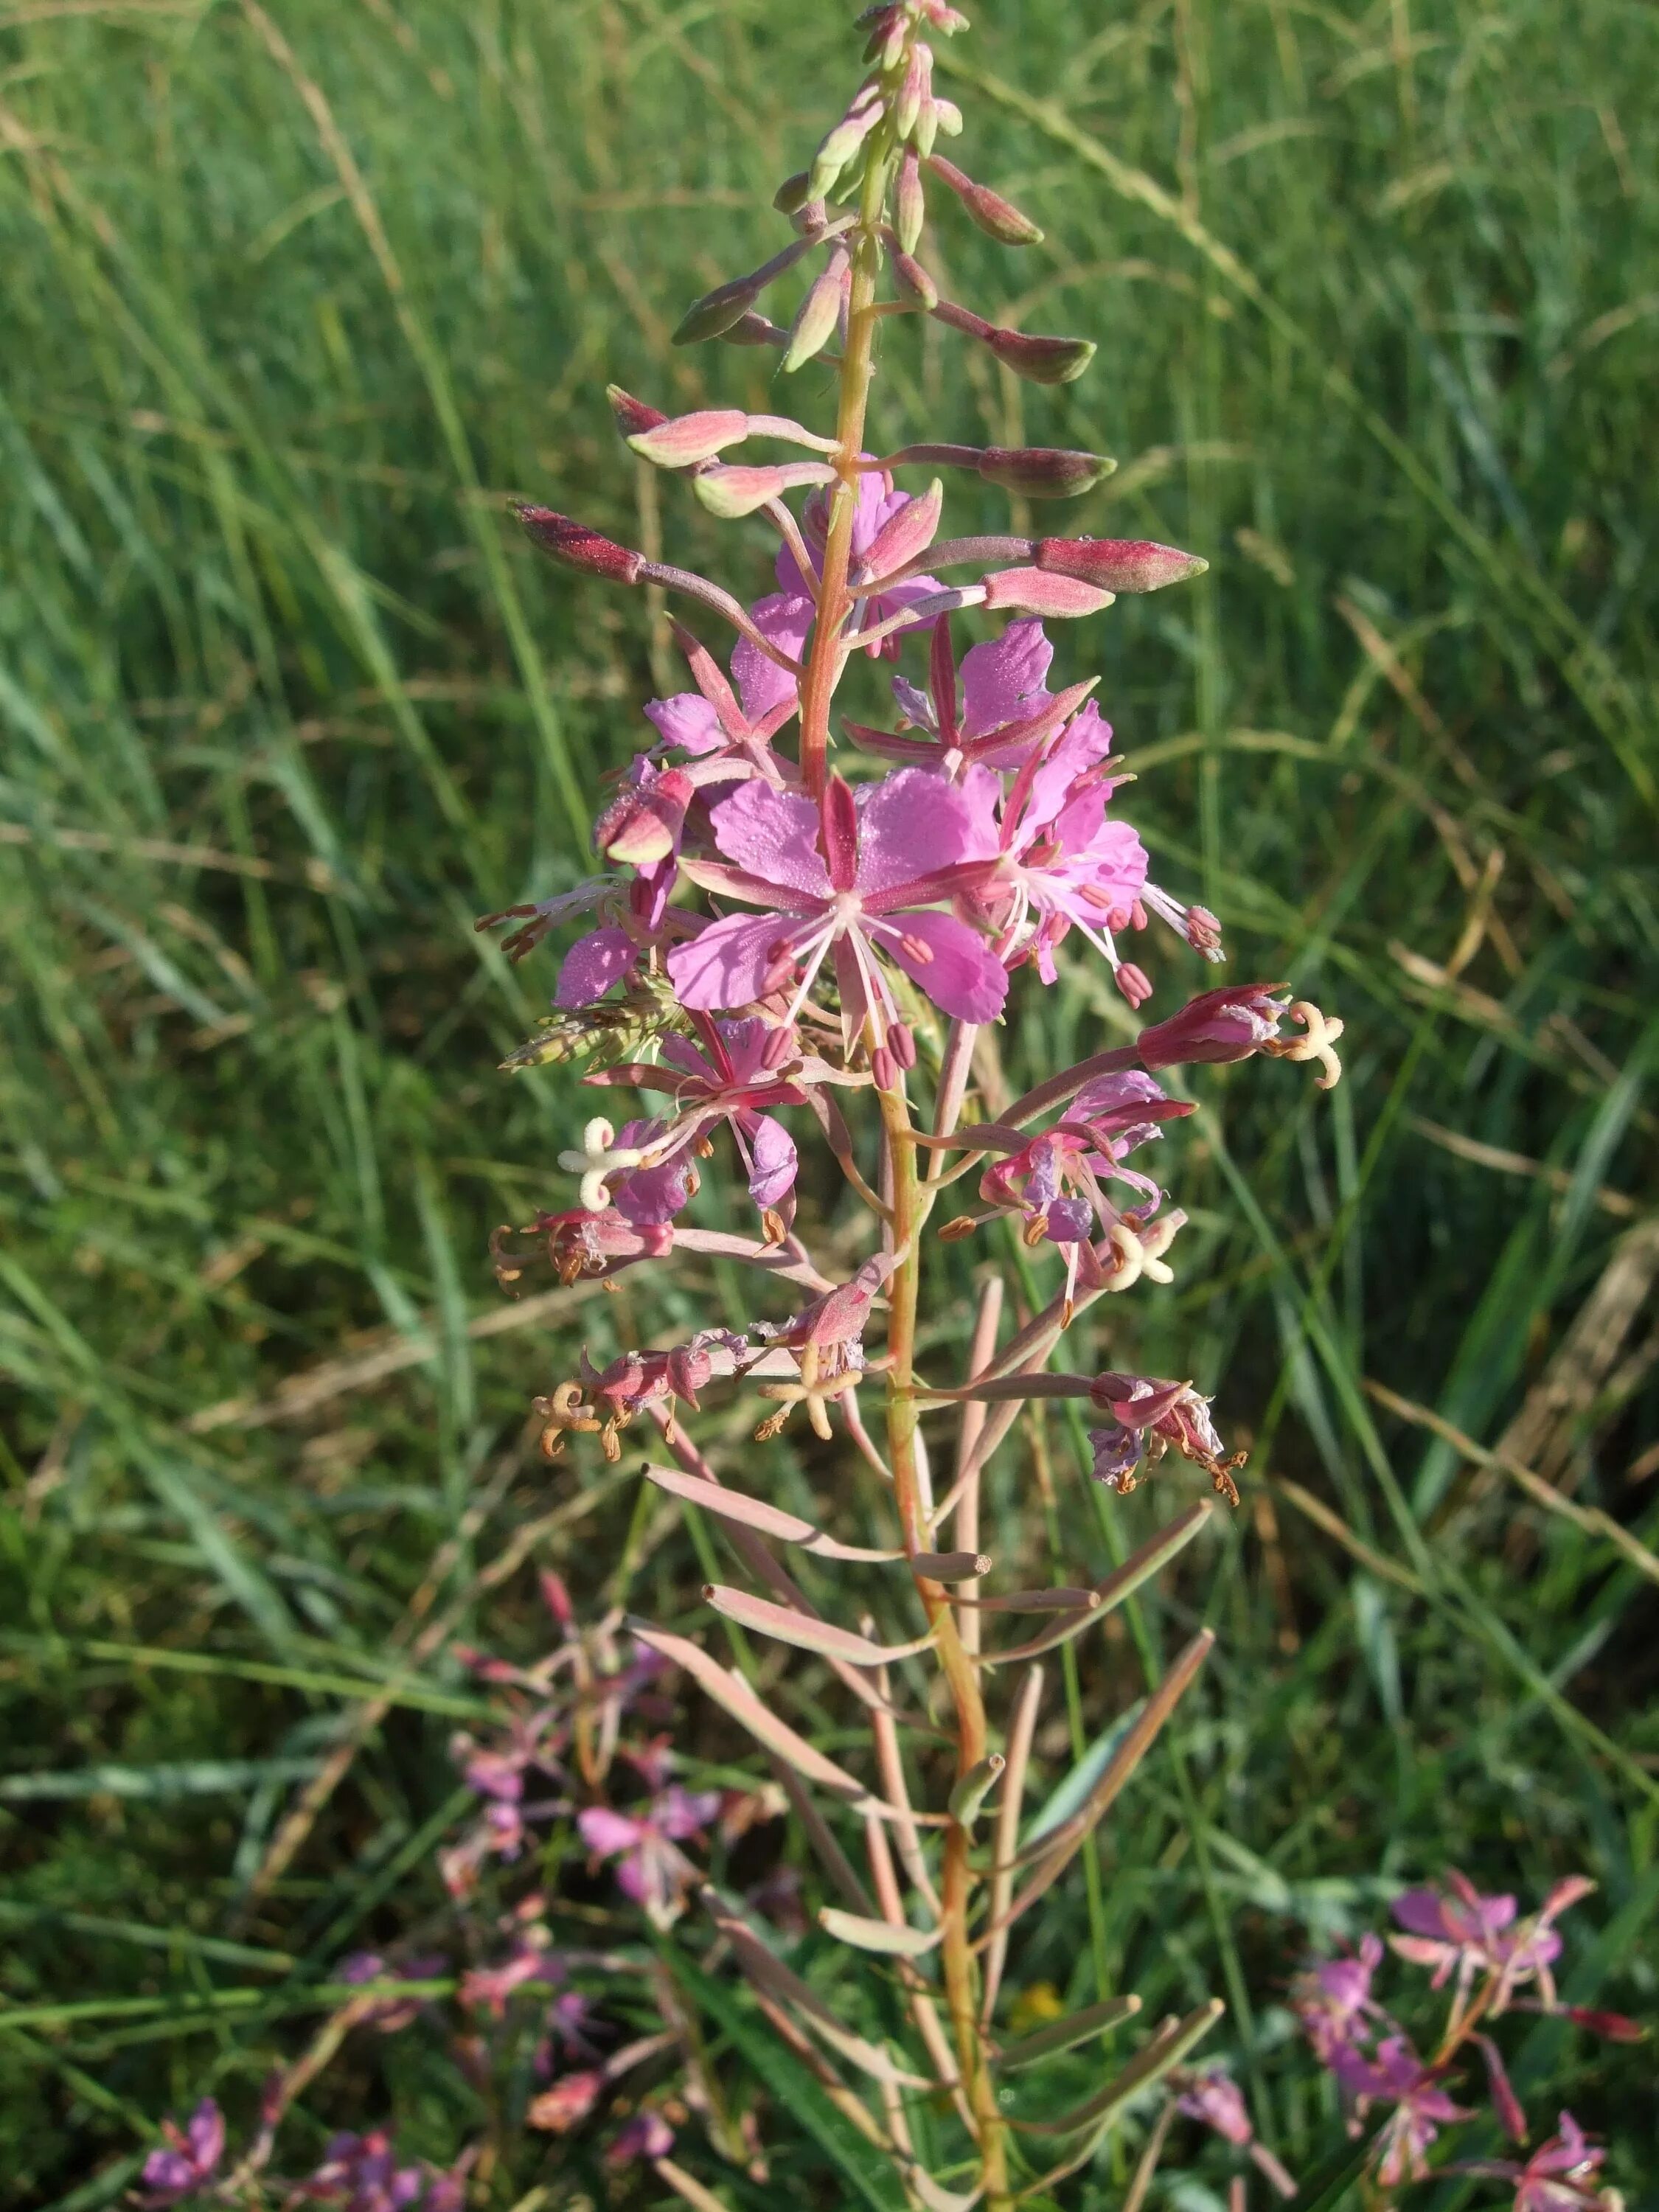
[1293,1876,1638,2199]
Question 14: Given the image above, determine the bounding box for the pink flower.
[1331,2035,1471,2187]
[139,2100,225,2206]
[1177,2068,1253,2146]
[1452,2112,1615,2211]
[605,2110,676,2166]
[1391,1872,1593,2011]
[527,2067,604,2134]
[1136,983,1289,1069]
[671,769,1006,1043]
[591,1014,805,1229]
[507,1206,673,1288]
[877,616,1064,770]
[555,872,672,1009]
[1293,1933,1386,2065]
[782,468,944,660]
[301,2129,432,2211]
[577,1784,720,1923]
[647,614,802,768]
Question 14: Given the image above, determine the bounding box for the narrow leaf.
[1009,2000,1223,2137]
[992,1993,1141,2070]
[818,1907,942,1958]
[701,1586,937,1667]
[641,1461,901,1561]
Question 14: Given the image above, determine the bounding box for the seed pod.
[927,153,1043,246]
[947,1753,1006,1832]
[981,566,1115,617]
[1036,536,1209,592]
[516,507,642,585]
[783,243,852,373]
[979,446,1116,499]
[984,327,1096,386]
[694,462,838,521]
[627,408,750,468]
[897,145,925,255]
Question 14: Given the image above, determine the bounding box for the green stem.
[879,1079,1011,2207]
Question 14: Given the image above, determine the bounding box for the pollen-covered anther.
[535,1380,601,1460]
[938,1215,980,1242]
[557,1116,648,1212]
[1262,1000,1346,1090]
[895,931,936,964]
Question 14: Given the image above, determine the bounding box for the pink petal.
[655,1785,721,1840]
[1473,2034,1528,2143]
[611,1149,698,1227]
[742,1112,797,1208]
[554,926,637,1007]
[1392,1888,1455,1939]
[854,768,990,896]
[959,618,1053,739]
[577,1806,642,1858]
[732,593,813,723]
[1019,700,1116,831]
[883,910,1008,1021]
[668,912,800,1010]
[644,693,724,755]
[708,781,832,898]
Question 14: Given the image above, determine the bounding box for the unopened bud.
[984,327,1096,386]
[627,408,749,467]
[517,507,642,585]
[897,146,925,254]
[892,250,940,311]
[927,154,1043,246]
[719,311,787,349]
[783,244,851,373]
[773,170,813,215]
[595,768,693,867]
[857,479,942,582]
[896,42,932,141]
[809,88,883,200]
[694,461,838,521]
[979,446,1116,500]
[605,385,667,440]
[1036,536,1208,593]
[673,235,816,346]
[982,566,1115,618]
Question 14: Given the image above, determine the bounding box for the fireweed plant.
[479,3,1353,2205]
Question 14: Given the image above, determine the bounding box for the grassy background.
[1,0,1656,2201]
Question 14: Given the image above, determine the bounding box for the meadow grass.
[1,0,1655,2201]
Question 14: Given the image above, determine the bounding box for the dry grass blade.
[818,1907,942,1958]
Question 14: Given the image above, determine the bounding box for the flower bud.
[896,41,932,141]
[773,169,813,215]
[594,768,693,867]
[892,249,940,310]
[693,462,838,520]
[926,154,1043,246]
[1136,984,1289,1070]
[517,507,642,585]
[979,446,1116,499]
[674,272,768,346]
[897,146,925,254]
[981,567,1114,618]
[856,479,942,582]
[719,311,787,349]
[783,243,851,373]
[809,88,883,200]
[626,408,750,467]
[984,327,1096,386]
[605,384,667,441]
[1037,536,1209,592]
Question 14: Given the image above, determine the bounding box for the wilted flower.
[1330,2035,1470,2186]
[1088,1371,1243,1501]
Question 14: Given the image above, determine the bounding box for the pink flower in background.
[577,1784,720,1922]
[1392,1873,1593,2010]
[672,768,1005,1041]
[139,2100,225,2206]
[1292,1933,1386,2064]
[605,2110,676,2166]
[302,2129,431,2210]
[1451,2112,1615,2211]
[1331,2035,1470,2186]
[1177,2068,1253,2146]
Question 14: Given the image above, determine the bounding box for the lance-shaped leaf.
[975,1502,1214,1665]
[818,1907,942,1958]
[705,1892,935,2090]
[1008,2000,1223,2138]
[991,1632,1214,1928]
[992,1993,1141,2072]
[629,1623,895,1815]
[640,1461,902,1562]
[702,1585,938,1668]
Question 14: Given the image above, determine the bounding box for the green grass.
[1,0,1656,2201]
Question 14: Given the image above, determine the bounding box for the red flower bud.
[605,385,667,441]
[979,446,1116,500]
[516,507,642,585]
[1136,984,1289,1070]
[926,154,1043,246]
[981,567,1115,618]
[1037,537,1208,593]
